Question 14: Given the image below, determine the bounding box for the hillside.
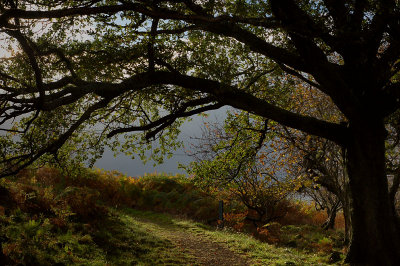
[0,168,345,265]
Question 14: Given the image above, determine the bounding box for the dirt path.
[128,211,253,265]
[162,227,251,265]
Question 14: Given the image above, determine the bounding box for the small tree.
[302,185,342,230]
[188,112,302,225]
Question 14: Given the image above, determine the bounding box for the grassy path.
[119,208,335,265]
[0,206,337,265]
[122,208,252,265]
[167,229,251,265]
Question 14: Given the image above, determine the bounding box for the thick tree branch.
[9,69,349,144]
[323,0,349,33]
[107,97,222,138]
[5,29,45,107]
[0,3,309,73]
[148,71,349,145]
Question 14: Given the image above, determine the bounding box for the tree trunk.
[322,207,337,230]
[344,119,400,265]
[388,172,400,231]
[342,190,352,245]
[340,165,352,245]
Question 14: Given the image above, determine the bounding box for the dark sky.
[94,107,229,177]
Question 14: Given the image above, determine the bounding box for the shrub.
[223,212,247,231]
[58,186,108,220]
[334,212,345,229]
[278,200,328,227]
[0,166,347,264]
[0,209,105,265]
[254,222,282,244]
[315,237,334,253]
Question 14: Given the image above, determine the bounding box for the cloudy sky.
[94,107,229,177]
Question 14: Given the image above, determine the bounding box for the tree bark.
[342,189,352,245]
[340,163,352,245]
[322,204,338,230]
[345,119,400,265]
[388,172,400,228]
[322,208,336,230]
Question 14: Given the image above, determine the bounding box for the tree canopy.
[1,0,400,264]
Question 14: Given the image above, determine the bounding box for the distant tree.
[282,85,400,244]
[298,138,352,240]
[263,76,352,240]
[0,1,400,263]
[187,112,301,225]
[303,185,342,230]
[191,80,352,238]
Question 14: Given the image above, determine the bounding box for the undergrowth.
[0,167,346,265]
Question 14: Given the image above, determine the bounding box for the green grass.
[121,209,345,265]
[91,209,194,265]
[0,169,346,265]
[1,205,345,265]
[0,207,195,265]
[197,228,331,265]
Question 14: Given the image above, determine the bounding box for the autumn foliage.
[0,166,346,264]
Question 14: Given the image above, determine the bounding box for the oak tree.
[0,0,400,264]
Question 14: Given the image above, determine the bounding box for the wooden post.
[218,200,224,227]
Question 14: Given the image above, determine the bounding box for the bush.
[315,237,334,253]
[0,209,105,265]
[223,212,247,231]
[0,166,346,264]
[278,200,327,226]
[254,222,282,244]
